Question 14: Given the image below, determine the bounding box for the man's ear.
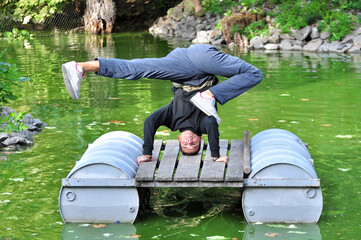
[178,135,181,142]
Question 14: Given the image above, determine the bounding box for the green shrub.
[241,0,282,8]
[0,50,30,104]
[231,24,241,36]
[230,20,268,39]
[241,0,256,7]
[274,0,326,32]
[202,0,237,16]
[0,112,28,133]
[318,10,355,41]
[338,0,361,11]
[2,28,30,39]
[272,0,358,40]
[243,20,269,39]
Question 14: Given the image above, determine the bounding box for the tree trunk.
[192,0,203,15]
[84,0,116,34]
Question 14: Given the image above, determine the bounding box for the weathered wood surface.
[137,181,243,188]
[199,140,228,182]
[174,141,204,181]
[136,136,249,187]
[135,140,162,182]
[155,140,179,182]
[243,130,251,175]
[225,139,244,181]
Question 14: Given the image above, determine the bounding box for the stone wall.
[247,22,361,54]
[149,2,224,45]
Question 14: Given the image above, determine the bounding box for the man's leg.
[61,54,190,100]
[190,70,262,124]
[206,69,263,105]
[188,44,263,122]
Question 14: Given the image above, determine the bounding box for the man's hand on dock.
[137,155,154,165]
[213,156,228,165]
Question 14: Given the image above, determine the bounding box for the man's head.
[178,130,202,155]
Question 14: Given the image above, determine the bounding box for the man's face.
[178,130,201,155]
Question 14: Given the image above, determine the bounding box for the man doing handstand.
[61,44,263,164]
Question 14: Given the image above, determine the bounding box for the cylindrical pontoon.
[59,131,143,223]
[242,129,323,223]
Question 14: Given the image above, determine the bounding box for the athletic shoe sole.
[62,63,79,100]
[191,95,221,124]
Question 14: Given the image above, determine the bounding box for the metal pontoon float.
[59,129,322,223]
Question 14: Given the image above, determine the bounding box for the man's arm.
[142,103,172,155]
[201,116,219,158]
[200,116,228,164]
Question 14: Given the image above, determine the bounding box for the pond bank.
[0,106,47,156]
[149,1,361,54]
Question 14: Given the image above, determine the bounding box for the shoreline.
[0,106,47,157]
[149,1,361,54]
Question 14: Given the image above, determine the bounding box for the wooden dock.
[135,131,250,188]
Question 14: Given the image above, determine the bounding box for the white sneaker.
[61,61,84,100]
[190,92,221,124]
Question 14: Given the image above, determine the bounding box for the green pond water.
[0,32,360,240]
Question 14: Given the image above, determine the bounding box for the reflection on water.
[244,223,321,240]
[61,223,138,240]
[84,34,116,59]
[62,223,322,240]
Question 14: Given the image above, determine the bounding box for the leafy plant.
[318,10,355,41]
[275,1,326,31]
[231,24,241,36]
[0,112,28,134]
[243,20,269,39]
[274,1,307,32]
[241,0,256,7]
[273,0,356,38]
[230,20,268,40]
[201,0,236,16]
[2,28,30,39]
[0,50,30,104]
[215,19,222,31]
[13,0,67,23]
[337,0,361,11]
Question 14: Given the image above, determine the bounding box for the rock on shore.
[0,106,47,152]
[149,2,224,45]
[248,25,361,53]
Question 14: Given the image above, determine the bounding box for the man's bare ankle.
[78,61,99,73]
[203,90,214,98]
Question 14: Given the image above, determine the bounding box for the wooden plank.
[135,140,163,182]
[243,130,251,175]
[174,141,204,182]
[155,140,179,181]
[225,139,244,182]
[199,140,228,182]
[136,181,243,188]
